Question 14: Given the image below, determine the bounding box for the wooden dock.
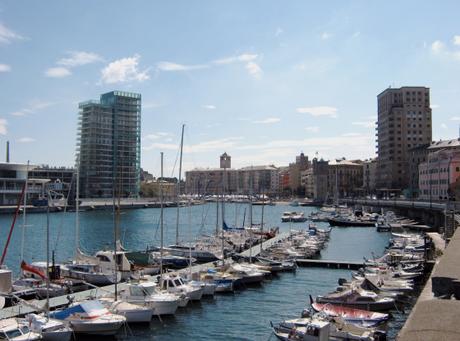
[296,259,364,270]
[0,232,291,319]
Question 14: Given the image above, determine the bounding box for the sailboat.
[24,194,73,341]
[60,159,122,285]
[165,125,219,263]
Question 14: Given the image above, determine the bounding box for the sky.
[1,1,460,178]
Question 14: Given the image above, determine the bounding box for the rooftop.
[428,138,460,150]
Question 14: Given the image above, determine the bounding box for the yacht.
[159,274,204,301]
[0,318,41,341]
[50,299,126,336]
[25,314,73,341]
[119,281,180,315]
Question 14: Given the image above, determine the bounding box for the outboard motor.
[338,278,348,286]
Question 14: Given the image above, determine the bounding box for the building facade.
[311,158,329,202]
[407,144,430,198]
[77,91,141,198]
[376,87,432,191]
[288,153,310,195]
[419,149,460,201]
[327,160,363,199]
[362,158,377,195]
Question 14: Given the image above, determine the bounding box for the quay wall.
[397,227,460,340]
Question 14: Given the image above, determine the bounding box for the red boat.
[309,296,389,327]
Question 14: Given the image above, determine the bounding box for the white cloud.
[253,117,280,124]
[352,31,361,38]
[0,63,11,72]
[202,105,216,110]
[144,136,243,153]
[157,61,208,71]
[297,106,338,118]
[57,51,103,67]
[321,32,332,40]
[441,123,448,129]
[450,116,460,121]
[0,118,7,135]
[143,132,173,140]
[431,40,445,54]
[431,104,440,109]
[352,121,375,128]
[453,35,460,46]
[305,126,319,133]
[10,100,56,117]
[246,61,262,79]
[0,23,24,44]
[101,55,149,84]
[45,67,71,78]
[18,137,35,143]
[213,54,258,65]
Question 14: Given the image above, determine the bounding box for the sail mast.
[175,124,185,245]
[75,157,80,255]
[20,160,29,261]
[160,152,164,276]
[45,191,50,319]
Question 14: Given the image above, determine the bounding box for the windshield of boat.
[174,279,183,286]
[4,328,23,338]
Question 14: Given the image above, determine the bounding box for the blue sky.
[1,1,460,177]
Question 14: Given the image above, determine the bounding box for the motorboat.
[281,212,307,223]
[0,318,41,340]
[49,299,126,335]
[60,263,121,286]
[271,316,386,341]
[315,288,396,311]
[158,274,204,301]
[310,300,389,327]
[119,281,180,315]
[99,297,153,323]
[25,314,73,341]
[164,244,219,263]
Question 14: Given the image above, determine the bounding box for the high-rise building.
[77,91,141,198]
[376,87,432,191]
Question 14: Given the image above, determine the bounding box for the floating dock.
[0,231,291,319]
[295,259,364,270]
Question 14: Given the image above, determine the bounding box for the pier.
[295,259,363,270]
[0,232,291,319]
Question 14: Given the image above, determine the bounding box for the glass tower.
[77,91,141,198]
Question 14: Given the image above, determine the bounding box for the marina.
[0,202,434,340]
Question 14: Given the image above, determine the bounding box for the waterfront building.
[77,91,141,198]
[327,159,363,199]
[185,154,279,195]
[0,162,49,205]
[140,178,176,200]
[407,144,430,198]
[376,86,432,193]
[288,153,310,195]
[302,168,314,199]
[362,158,377,195]
[418,138,460,201]
[278,167,290,195]
[419,148,460,201]
[140,168,154,182]
[311,158,329,202]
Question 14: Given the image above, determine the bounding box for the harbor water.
[0,203,411,340]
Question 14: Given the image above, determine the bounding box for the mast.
[215,199,219,236]
[75,157,80,255]
[160,152,164,276]
[112,159,118,300]
[260,189,265,254]
[45,192,50,319]
[175,124,185,245]
[221,168,225,265]
[249,169,253,263]
[188,199,192,277]
[20,161,29,261]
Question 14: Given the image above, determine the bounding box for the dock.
[0,231,291,319]
[295,259,364,270]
